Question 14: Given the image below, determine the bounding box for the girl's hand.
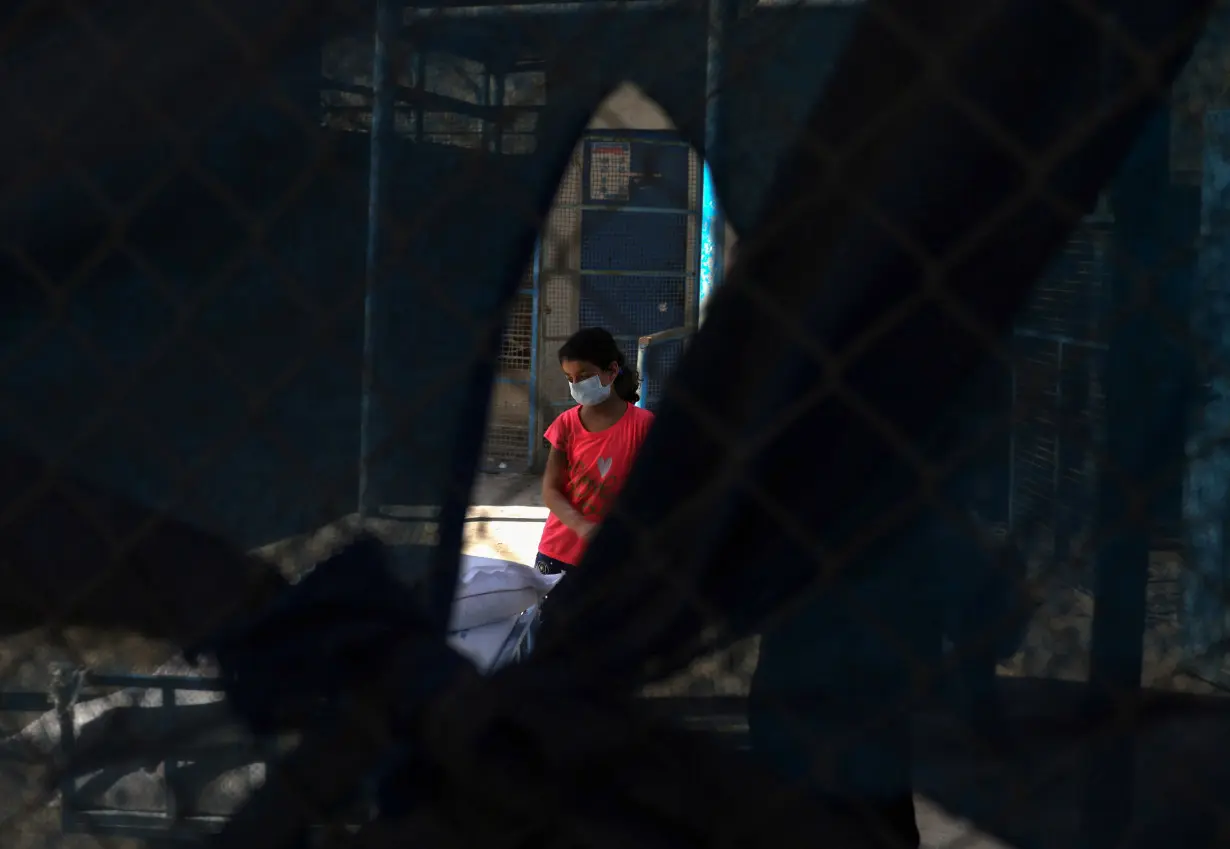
[576,522,599,541]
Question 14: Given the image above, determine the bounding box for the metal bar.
[686,151,702,332]
[1184,122,1227,663]
[528,235,543,468]
[328,81,532,120]
[358,0,399,520]
[492,71,506,154]
[635,341,648,409]
[163,684,179,822]
[65,811,231,837]
[583,131,693,147]
[407,1,677,18]
[638,326,693,348]
[1082,103,1169,849]
[1007,363,1016,534]
[698,0,727,326]
[1012,327,1108,350]
[494,376,531,385]
[581,269,684,278]
[84,672,226,690]
[579,204,697,215]
[1052,340,1064,561]
[636,326,692,409]
[56,682,77,834]
[492,605,540,670]
[405,0,852,12]
[415,52,426,139]
[699,165,723,324]
[479,68,491,150]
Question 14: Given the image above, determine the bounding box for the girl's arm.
[541,446,593,536]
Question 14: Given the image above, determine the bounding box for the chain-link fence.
[1,0,1229,847]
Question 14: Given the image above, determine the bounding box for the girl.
[536,327,654,575]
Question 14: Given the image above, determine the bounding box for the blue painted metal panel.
[1184,108,1230,672]
[579,211,691,271]
[579,273,686,407]
[577,132,699,411]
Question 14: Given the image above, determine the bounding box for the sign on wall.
[588,141,631,202]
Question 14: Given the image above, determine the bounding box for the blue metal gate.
[576,131,701,411]
[1184,108,1230,668]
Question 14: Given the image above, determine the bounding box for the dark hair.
[558,327,640,403]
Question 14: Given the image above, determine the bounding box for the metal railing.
[635,326,695,409]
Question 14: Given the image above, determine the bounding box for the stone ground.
[0,473,1213,848]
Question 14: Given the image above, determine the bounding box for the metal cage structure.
[539,130,706,442]
[9,3,1230,849]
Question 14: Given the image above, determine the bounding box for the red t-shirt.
[538,402,655,567]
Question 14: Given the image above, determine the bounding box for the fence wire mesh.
[0,0,1228,848]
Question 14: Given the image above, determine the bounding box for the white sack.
[448,554,562,633]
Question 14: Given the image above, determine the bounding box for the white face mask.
[570,373,612,407]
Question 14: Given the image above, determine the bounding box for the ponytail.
[613,357,640,404]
